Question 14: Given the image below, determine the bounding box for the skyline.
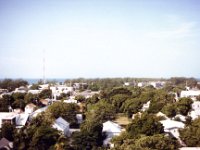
[0,0,200,79]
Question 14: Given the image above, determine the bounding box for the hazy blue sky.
[0,0,200,79]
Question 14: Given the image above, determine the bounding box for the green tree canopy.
[176,97,193,116]
[180,117,200,146]
[46,102,79,124]
[126,114,164,138]
[1,122,15,141]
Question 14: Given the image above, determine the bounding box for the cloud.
[147,22,196,39]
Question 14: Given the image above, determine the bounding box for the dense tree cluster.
[180,118,200,146]
[0,79,28,91]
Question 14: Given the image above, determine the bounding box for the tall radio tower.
[43,49,46,84]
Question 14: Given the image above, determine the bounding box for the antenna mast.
[43,49,46,84]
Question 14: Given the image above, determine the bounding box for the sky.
[0,0,200,79]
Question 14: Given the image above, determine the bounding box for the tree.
[179,117,200,146]
[29,126,60,150]
[0,95,15,112]
[39,89,52,99]
[14,114,58,150]
[147,90,175,114]
[122,98,143,117]
[24,93,38,104]
[110,94,130,113]
[75,95,86,103]
[47,102,79,124]
[1,122,15,141]
[72,120,104,149]
[176,97,193,116]
[108,87,132,97]
[86,100,116,123]
[12,92,26,101]
[128,134,180,150]
[0,79,28,91]
[162,103,177,118]
[126,114,164,138]
[12,99,26,110]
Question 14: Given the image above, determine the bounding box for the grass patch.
[114,113,131,126]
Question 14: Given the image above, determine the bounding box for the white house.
[189,110,200,120]
[15,113,29,127]
[0,112,18,128]
[63,99,77,104]
[28,90,41,95]
[13,86,27,93]
[156,112,168,119]
[39,84,49,90]
[76,114,83,124]
[102,121,122,147]
[187,101,200,120]
[50,85,74,100]
[0,112,28,128]
[160,119,185,139]
[25,103,37,114]
[180,90,200,98]
[141,101,150,111]
[192,101,200,110]
[29,106,48,119]
[52,117,70,136]
[174,114,186,122]
[149,82,162,88]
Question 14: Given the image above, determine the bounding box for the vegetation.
[180,117,200,146]
[0,79,28,91]
[0,77,199,149]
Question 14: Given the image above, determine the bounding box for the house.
[0,112,29,128]
[0,88,8,94]
[28,89,41,94]
[40,99,49,106]
[0,112,18,128]
[13,86,27,93]
[0,138,13,150]
[102,121,122,147]
[179,147,200,150]
[76,114,83,124]
[189,110,200,120]
[149,82,162,88]
[39,84,49,90]
[15,113,29,128]
[50,85,74,100]
[160,119,185,139]
[174,114,186,122]
[180,90,200,98]
[192,101,200,110]
[141,101,150,111]
[52,117,70,136]
[188,101,200,120]
[138,82,147,87]
[132,112,142,119]
[74,90,99,99]
[25,103,37,114]
[63,99,77,104]
[29,106,48,119]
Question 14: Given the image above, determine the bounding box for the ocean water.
[25,78,67,84]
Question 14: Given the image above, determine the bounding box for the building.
[102,121,122,147]
[160,119,185,139]
[52,117,70,136]
[0,112,18,128]
[25,103,37,114]
[180,90,200,98]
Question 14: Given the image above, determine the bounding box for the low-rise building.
[102,121,122,148]
[52,117,70,136]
